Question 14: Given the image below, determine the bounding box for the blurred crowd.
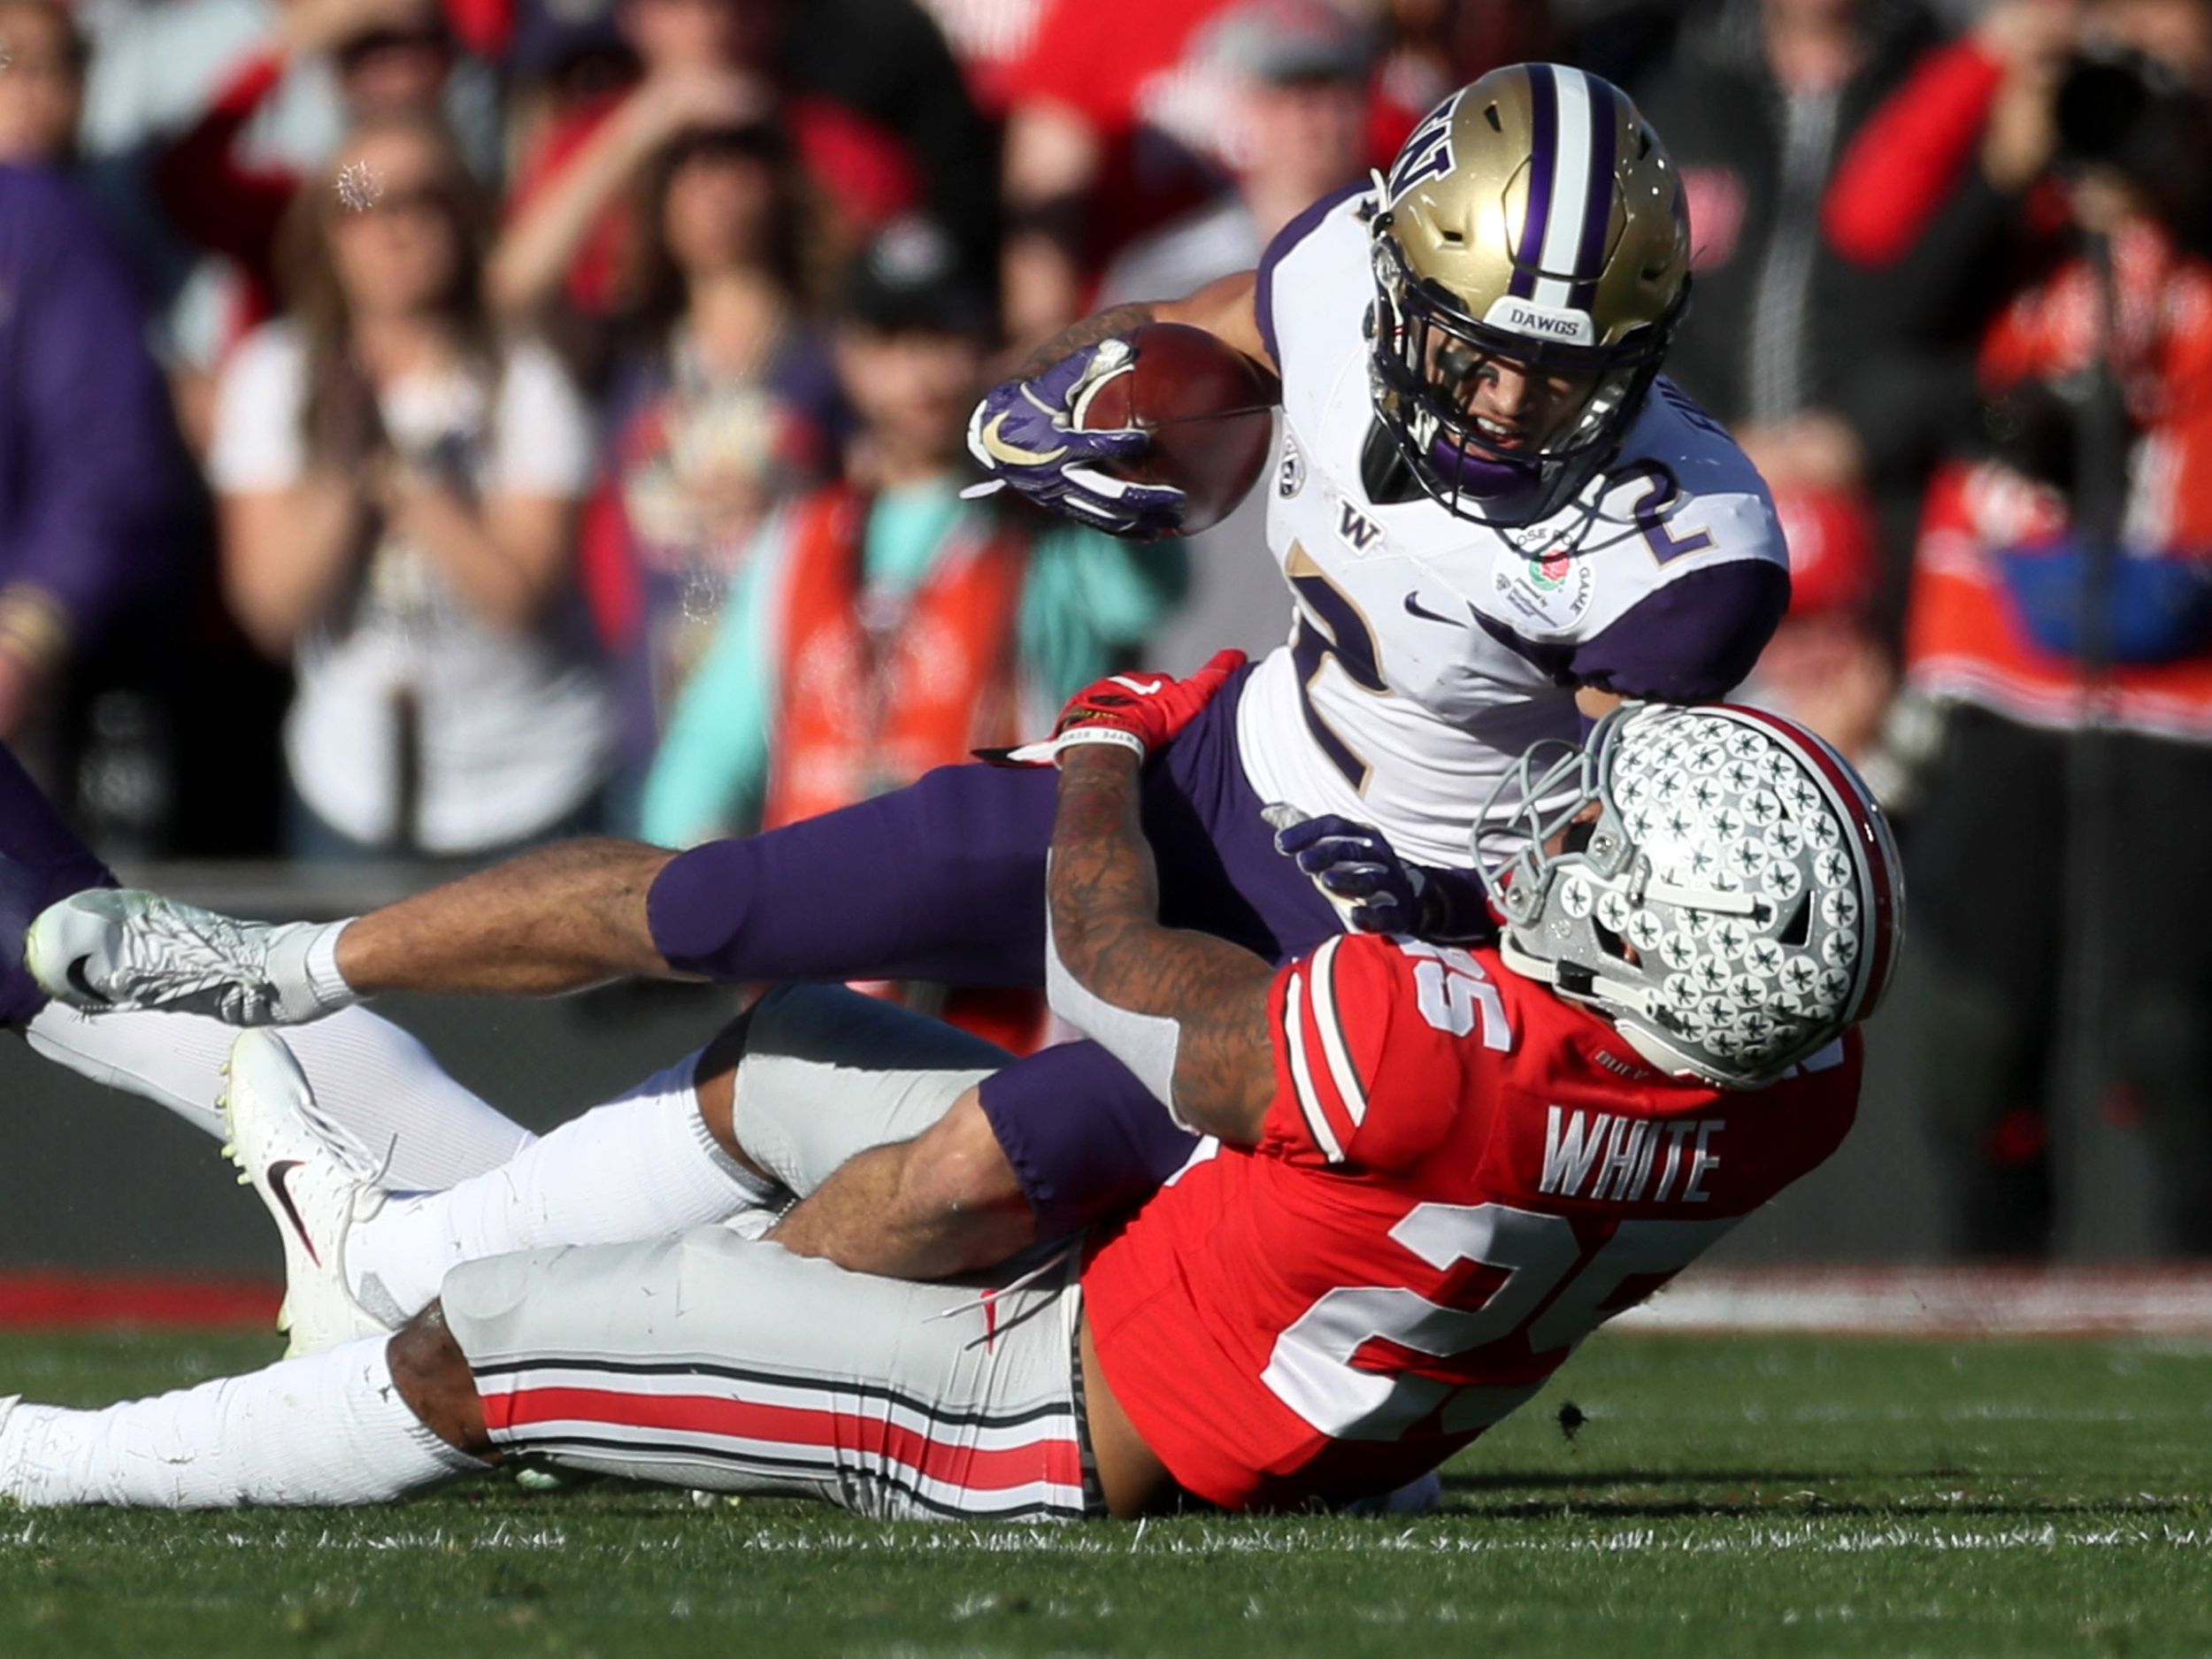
[4,0,2212,1252]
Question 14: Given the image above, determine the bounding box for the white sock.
[346,1054,780,1318]
[0,1335,479,1508]
[26,1003,536,1190]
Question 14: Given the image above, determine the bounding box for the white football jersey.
[1233,188,1790,868]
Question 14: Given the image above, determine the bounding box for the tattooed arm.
[1047,745,1279,1147]
[1013,272,1275,380]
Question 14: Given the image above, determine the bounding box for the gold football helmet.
[1368,63,1691,524]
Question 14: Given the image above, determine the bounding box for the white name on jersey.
[1539,1106,1723,1204]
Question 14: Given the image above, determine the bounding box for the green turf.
[4,1328,2211,1657]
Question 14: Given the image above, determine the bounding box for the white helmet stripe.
[1532,66,1596,311]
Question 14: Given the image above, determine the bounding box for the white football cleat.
[0,1394,28,1505]
[27,888,353,1025]
[219,1031,395,1358]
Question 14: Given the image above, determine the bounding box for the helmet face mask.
[1370,232,1680,521]
[1366,64,1692,526]
[1479,704,1906,1089]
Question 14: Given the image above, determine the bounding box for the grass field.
[4,1326,2211,1658]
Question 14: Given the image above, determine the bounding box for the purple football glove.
[964,340,1186,537]
[1268,810,1427,935]
[1267,806,1497,943]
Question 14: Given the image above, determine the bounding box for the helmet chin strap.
[1495,933,1660,1018]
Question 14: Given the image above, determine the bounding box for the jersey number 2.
[1261,1206,1739,1440]
[1288,553,1386,792]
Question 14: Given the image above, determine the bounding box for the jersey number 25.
[1262,1205,1739,1440]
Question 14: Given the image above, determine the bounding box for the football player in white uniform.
[970,60,1786,870]
[30,65,1793,1292]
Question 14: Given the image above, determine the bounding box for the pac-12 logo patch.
[1277,436,1305,498]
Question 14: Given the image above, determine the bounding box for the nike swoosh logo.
[1109,675,1164,695]
[1402,592,1457,626]
[979,411,1068,468]
[267,1160,322,1268]
[65,954,111,1005]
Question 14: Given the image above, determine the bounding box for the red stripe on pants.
[482,1383,1083,1493]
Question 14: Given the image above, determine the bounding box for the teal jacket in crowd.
[639,480,1187,847]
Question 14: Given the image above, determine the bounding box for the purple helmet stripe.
[1568,77,1617,313]
[1509,65,1559,301]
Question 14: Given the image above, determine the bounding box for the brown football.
[1072,322,1279,534]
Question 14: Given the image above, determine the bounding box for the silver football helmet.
[1480,703,1906,1088]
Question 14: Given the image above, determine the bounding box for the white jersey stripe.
[1283,971,1346,1163]
[1306,936,1371,1127]
[1532,66,1594,311]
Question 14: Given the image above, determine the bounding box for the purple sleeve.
[1417,865,1495,944]
[1253,183,1367,368]
[643,762,1059,984]
[0,171,178,647]
[1566,561,1792,701]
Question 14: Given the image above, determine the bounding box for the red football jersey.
[1080,934,1860,1510]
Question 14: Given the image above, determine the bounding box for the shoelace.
[112,901,279,1021]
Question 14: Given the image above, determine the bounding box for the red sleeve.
[1263,934,1484,1173]
[152,49,298,280]
[786,97,923,232]
[1002,0,1226,134]
[1822,37,2005,269]
[503,96,631,312]
[1001,0,1110,117]
[442,0,512,58]
[504,96,621,222]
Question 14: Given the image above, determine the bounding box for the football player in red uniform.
[0,667,1901,1516]
[1045,669,1897,1509]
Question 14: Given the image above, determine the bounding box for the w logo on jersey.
[1337,501,1384,554]
[1386,94,1462,205]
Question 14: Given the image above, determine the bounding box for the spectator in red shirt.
[1889,11,2212,1257]
[1824,0,2090,272]
[1816,0,2212,642]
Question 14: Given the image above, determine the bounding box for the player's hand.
[26,889,358,1025]
[981,649,1246,766]
[1265,810,1430,934]
[963,341,1186,538]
